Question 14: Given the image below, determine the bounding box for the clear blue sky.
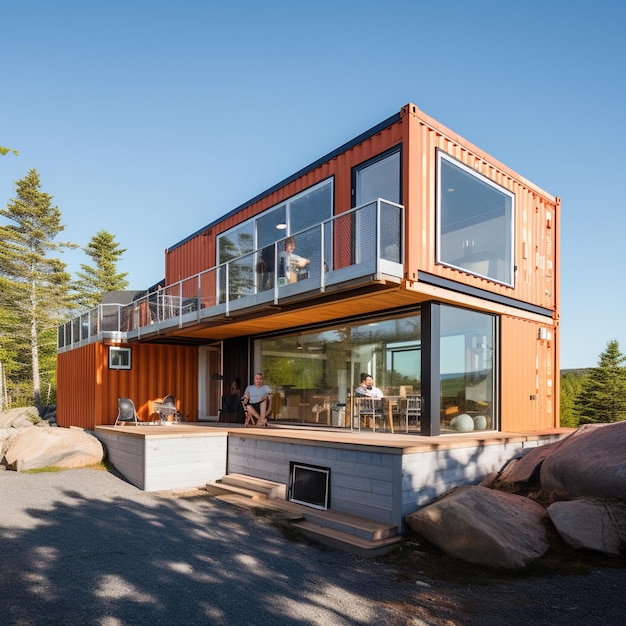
[1,0,624,370]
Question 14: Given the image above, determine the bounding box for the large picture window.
[437,151,514,286]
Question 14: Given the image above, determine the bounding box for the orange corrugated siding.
[59,104,560,437]
[500,315,558,431]
[57,343,199,429]
[165,105,558,317]
[403,106,559,312]
[164,124,404,284]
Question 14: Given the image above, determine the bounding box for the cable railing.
[58,199,404,351]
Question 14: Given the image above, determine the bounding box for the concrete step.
[291,519,403,558]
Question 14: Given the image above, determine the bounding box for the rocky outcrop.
[547,499,626,556]
[406,421,626,568]
[4,426,104,471]
[406,485,552,569]
[540,422,626,500]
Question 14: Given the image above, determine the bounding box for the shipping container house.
[57,103,560,438]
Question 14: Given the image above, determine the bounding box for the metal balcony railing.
[58,199,404,351]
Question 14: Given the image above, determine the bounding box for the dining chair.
[352,396,383,432]
[405,394,421,432]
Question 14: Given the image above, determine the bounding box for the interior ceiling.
[138,282,432,346]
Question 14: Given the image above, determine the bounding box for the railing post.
[320,223,325,292]
[375,198,382,280]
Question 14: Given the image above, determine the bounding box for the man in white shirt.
[355,373,383,399]
[243,372,272,427]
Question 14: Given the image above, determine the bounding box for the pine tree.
[574,339,626,424]
[74,230,129,309]
[560,369,587,427]
[0,169,75,405]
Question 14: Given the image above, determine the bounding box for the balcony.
[58,199,404,351]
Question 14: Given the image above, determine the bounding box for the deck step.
[293,507,397,542]
[203,482,269,500]
[206,473,402,557]
[218,474,287,500]
[291,519,403,558]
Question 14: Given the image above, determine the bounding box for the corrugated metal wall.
[404,106,559,313]
[500,315,557,431]
[57,343,199,429]
[166,106,558,317]
[164,125,404,285]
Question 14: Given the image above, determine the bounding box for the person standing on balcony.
[243,373,272,427]
[279,237,309,284]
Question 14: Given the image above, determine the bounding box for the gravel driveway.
[1,468,625,625]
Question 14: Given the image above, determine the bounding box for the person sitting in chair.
[355,372,384,399]
[243,372,272,427]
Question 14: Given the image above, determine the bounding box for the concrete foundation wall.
[96,429,227,491]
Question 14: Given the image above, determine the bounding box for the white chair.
[352,396,383,432]
[405,394,421,432]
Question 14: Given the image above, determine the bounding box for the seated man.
[242,372,272,427]
[355,372,383,399]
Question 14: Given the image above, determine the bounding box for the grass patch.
[24,466,65,473]
[23,460,112,474]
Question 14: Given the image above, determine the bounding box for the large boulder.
[496,441,560,487]
[405,485,552,569]
[547,500,626,557]
[0,428,18,465]
[540,422,626,500]
[5,427,104,471]
[0,406,40,428]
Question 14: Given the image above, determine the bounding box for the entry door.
[199,344,223,421]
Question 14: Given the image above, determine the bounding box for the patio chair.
[352,396,383,432]
[115,397,139,426]
[159,395,182,423]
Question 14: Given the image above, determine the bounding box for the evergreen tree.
[0,169,75,405]
[560,369,587,427]
[574,339,626,424]
[74,230,129,309]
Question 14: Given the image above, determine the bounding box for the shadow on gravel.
[0,469,426,625]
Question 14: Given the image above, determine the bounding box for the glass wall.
[251,304,497,434]
[439,305,496,433]
[253,311,421,429]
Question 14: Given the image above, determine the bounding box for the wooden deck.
[95,422,571,534]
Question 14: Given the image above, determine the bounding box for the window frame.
[436,150,515,287]
[108,346,131,370]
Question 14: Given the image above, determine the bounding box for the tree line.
[0,167,128,407]
[560,339,626,426]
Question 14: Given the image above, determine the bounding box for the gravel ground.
[1,467,625,625]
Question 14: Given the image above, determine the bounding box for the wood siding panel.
[500,316,558,431]
[57,343,199,429]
